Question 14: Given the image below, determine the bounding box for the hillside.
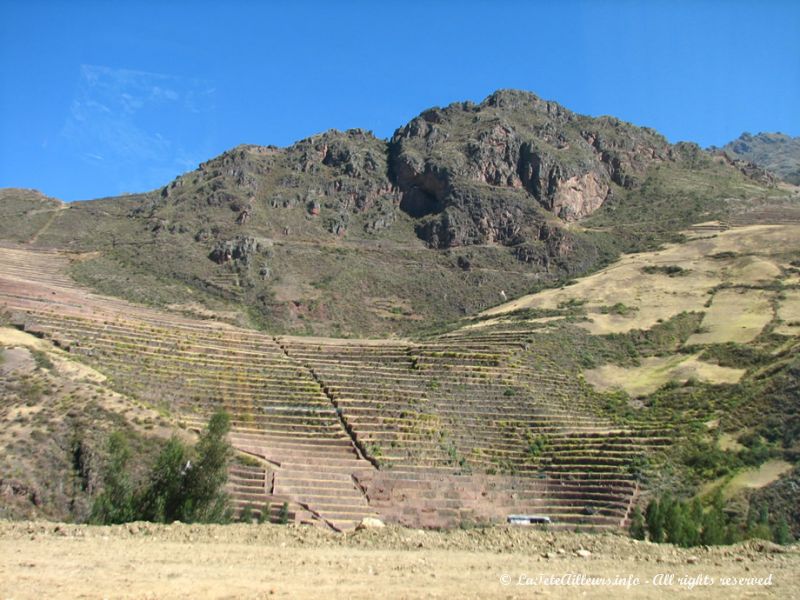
[0,189,64,244]
[2,209,799,535]
[719,132,800,185]
[2,90,785,337]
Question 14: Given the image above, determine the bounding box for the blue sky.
[1,1,798,202]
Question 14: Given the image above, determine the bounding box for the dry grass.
[718,433,746,452]
[724,460,794,499]
[583,353,745,397]
[775,290,800,336]
[0,328,50,351]
[0,327,106,383]
[687,289,774,345]
[1,522,798,600]
[483,224,800,335]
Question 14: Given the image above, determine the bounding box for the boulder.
[356,517,386,530]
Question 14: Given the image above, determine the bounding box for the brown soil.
[1,522,798,599]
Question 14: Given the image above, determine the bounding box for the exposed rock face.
[390,90,671,247]
[356,517,386,530]
[209,236,271,265]
[550,172,609,221]
[149,129,401,249]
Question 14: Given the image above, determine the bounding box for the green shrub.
[278,502,290,525]
[629,506,646,540]
[240,504,253,523]
[641,490,781,547]
[89,431,135,524]
[773,517,794,545]
[31,350,55,371]
[90,411,232,525]
[642,264,689,277]
[599,303,638,316]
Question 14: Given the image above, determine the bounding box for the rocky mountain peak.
[481,89,569,118]
[388,90,674,248]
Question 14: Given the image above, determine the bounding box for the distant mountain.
[719,132,800,185]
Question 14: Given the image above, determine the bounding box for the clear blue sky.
[1,0,798,201]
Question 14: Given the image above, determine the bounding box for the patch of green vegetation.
[90,411,233,524]
[30,350,54,371]
[234,452,262,468]
[627,455,651,483]
[584,152,774,250]
[642,264,690,277]
[700,343,770,369]
[598,302,639,316]
[520,312,702,377]
[0,189,63,243]
[748,466,800,539]
[239,504,253,523]
[557,297,588,310]
[524,432,548,460]
[638,490,794,547]
[710,251,740,260]
[278,501,290,525]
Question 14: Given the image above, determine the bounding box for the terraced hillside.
[0,241,676,531]
[0,245,383,530]
[3,200,800,534]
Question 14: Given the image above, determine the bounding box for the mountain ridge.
[716,131,800,185]
[0,89,789,336]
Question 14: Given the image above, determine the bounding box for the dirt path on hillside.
[26,206,66,245]
[1,522,798,599]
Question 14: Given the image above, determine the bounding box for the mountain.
[718,132,800,185]
[2,89,800,539]
[0,91,786,337]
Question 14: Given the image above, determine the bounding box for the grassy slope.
[466,221,800,535]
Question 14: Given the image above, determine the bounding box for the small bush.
[257,503,271,524]
[642,264,689,277]
[629,506,646,540]
[278,502,290,525]
[240,504,253,523]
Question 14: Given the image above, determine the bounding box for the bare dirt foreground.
[1,522,798,600]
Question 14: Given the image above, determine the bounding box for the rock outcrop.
[389,90,672,247]
[209,236,271,265]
